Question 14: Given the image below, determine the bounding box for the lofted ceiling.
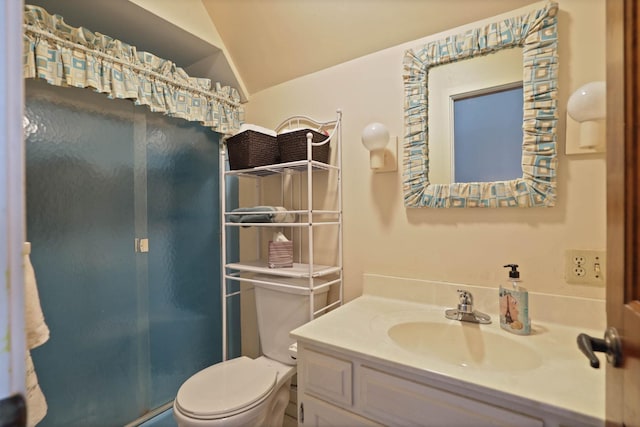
[26,0,541,100]
[202,0,540,95]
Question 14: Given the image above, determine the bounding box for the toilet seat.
[175,356,277,420]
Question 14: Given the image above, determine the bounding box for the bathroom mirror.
[429,48,523,184]
[403,1,558,208]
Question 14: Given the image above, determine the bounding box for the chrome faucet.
[445,290,491,324]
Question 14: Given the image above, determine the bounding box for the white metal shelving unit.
[220,110,343,360]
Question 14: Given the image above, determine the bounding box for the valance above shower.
[23,5,244,134]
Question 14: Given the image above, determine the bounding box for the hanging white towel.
[24,243,49,348]
[24,242,49,426]
[25,352,47,427]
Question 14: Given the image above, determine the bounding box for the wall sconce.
[361,122,397,172]
[567,81,606,150]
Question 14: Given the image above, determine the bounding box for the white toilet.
[173,276,329,426]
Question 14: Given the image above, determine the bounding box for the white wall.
[128,0,249,100]
[243,0,607,307]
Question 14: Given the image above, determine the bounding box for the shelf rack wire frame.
[220,110,343,361]
[275,110,343,323]
[219,142,228,361]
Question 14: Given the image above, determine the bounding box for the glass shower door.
[144,111,222,409]
[25,79,223,426]
[26,82,142,426]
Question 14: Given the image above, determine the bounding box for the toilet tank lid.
[175,356,277,419]
[252,274,331,295]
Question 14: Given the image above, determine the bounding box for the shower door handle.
[134,238,149,253]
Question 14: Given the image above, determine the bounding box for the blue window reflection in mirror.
[453,84,524,183]
[403,1,558,208]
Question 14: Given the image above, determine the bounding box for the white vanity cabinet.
[292,281,604,426]
[296,342,589,427]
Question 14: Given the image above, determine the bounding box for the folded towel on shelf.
[277,127,307,135]
[233,123,277,137]
[228,206,296,225]
[271,206,296,223]
[278,127,329,137]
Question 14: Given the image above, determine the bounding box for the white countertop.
[291,294,605,424]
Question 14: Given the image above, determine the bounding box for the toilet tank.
[252,275,330,365]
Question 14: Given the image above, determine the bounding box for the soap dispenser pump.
[499,264,531,335]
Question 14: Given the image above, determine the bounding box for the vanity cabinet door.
[300,348,353,407]
[300,395,382,427]
[358,366,543,427]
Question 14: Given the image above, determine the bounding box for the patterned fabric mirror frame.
[403,2,558,208]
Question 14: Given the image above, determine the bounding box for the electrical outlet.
[572,255,586,265]
[573,266,586,277]
[565,249,606,285]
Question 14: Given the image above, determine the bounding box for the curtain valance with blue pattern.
[23,5,243,134]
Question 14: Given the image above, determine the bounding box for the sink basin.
[388,321,542,371]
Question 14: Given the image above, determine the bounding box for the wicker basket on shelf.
[277,129,330,163]
[225,130,279,170]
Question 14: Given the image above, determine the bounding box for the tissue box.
[268,241,293,268]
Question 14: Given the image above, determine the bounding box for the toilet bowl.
[173,356,295,427]
[173,275,330,427]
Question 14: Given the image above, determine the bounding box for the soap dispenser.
[499,264,531,335]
